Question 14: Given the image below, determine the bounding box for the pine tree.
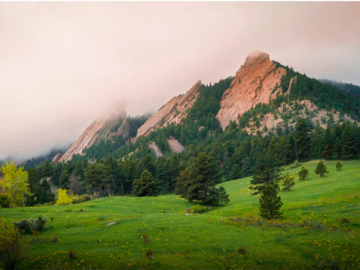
[298,166,309,180]
[249,150,283,195]
[336,161,343,171]
[281,174,295,191]
[315,161,328,177]
[38,179,55,204]
[259,184,283,220]
[185,153,223,205]
[295,118,311,162]
[133,170,160,197]
[217,186,230,205]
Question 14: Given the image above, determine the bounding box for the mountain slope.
[59,104,127,162]
[135,80,202,139]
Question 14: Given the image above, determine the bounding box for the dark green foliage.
[38,180,55,204]
[315,161,328,178]
[298,166,309,180]
[184,153,224,206]
[133,170,160,197]
[336,161,343,171]
[295,118,311,162]
[217,186,230,205]
[249,150,283,195]
[0,194,10,208]
[13,220,32,235]
[259,184,283,220]
[275,62,360,121]
[281,174,295,191]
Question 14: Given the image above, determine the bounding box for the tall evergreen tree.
[259,184,283,220]
[249,150,283,195]
[185,153,223,205]
[294,118,311,161]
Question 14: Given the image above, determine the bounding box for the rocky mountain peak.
[216,51,286,130]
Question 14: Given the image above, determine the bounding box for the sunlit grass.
[1,160,360,269]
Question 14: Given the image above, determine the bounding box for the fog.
[1,2,360,160]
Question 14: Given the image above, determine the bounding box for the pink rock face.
[59,104,127,163]
[216,51,286,130]
[135,80,202,139]
[52,153,62,164]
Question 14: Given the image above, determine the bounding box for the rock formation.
[59,103,127,162]
[216,51,287,130]
[167,136,184,153]
[52,153,62,164]
[148,142,163,158]
[136,81,202,139]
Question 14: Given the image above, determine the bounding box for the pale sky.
[1,2,360,160]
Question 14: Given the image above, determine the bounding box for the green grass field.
[1,160,360,269]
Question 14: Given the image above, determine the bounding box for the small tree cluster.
[298,167,309,180]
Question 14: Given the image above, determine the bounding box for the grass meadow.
[1,160,360,269]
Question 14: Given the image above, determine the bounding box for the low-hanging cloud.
[1,2,360,160]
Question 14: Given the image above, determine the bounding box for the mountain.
[59,103,128,162]
[135,80,202,139]
[216,51,286,130]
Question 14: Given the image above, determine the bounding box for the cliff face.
[216,51,287,130]
[135,80,202,139]
[59,104,127,163]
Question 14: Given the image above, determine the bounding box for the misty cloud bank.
[1,2,360,160]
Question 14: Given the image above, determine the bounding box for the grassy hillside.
[1,160,360,269]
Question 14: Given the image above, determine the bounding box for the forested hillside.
[24,57,360,205]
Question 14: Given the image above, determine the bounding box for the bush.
[298,166,309,180]
[29,216,48,232]
[0,221,29,270]
[336,161,343,171]
[315,161,328,177]
[282,174,295,191]
[52,235,58,242]
[341,218,350,224]
[143,248,154,260]
[82,194,91,201]
[0,194,10,208]
[55,188,73,205]
[13,220,32,235]
[68,250,76,260]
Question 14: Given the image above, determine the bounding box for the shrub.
[298,166,309,180]
[64,209,72,212]
[140,233,151,244]
[315,161,329,177]
[79,209,83,212]
[13,220,32,235]
[81,194,91,201]
[0,221,29,270]
[29,216,48,232]
[68,250,76,260]
[143,248,154,260]
[0,194,10,208]
[336,161,343,171]
[52,235,58,242]
[282,174,295,191]
[161,210,165,213]
[341,218,350,224]
[55,188,73,205]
